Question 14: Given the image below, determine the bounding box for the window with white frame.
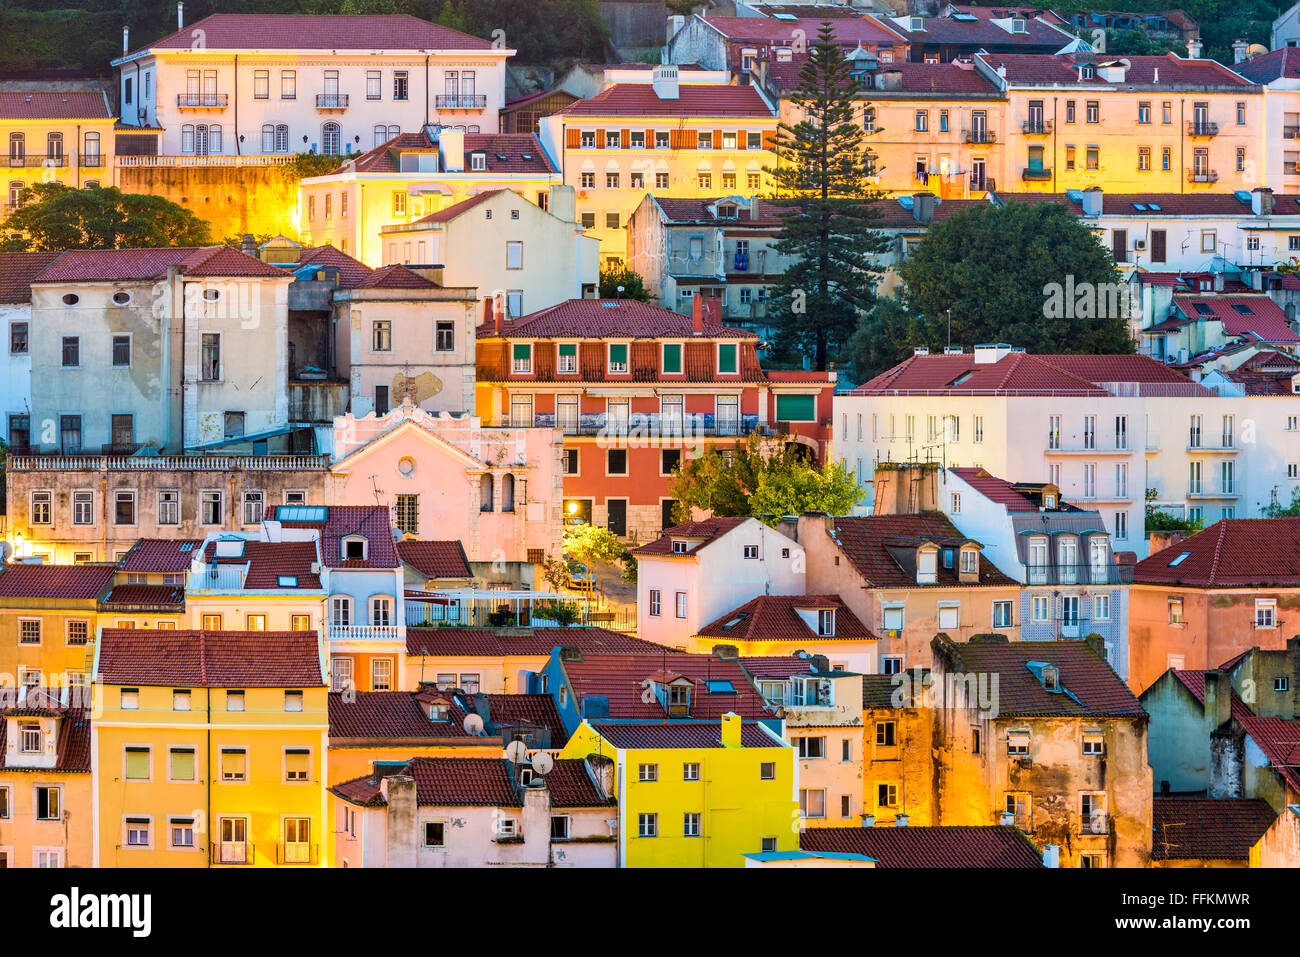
[1256,599,1277,628]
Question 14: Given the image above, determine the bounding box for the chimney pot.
[177,1,184,30]
[691,293,704,335]
[895,813,909,827]
[860,813,875,828]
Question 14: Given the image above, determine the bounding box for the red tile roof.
[0,251,62,303]
[1233,47,1300,83]
[949,467,1038,511]
[97,629,323,687]
[293,244,374,289]
[1151,797,1276,860]
[406,626,661,657]
[633,517,750,558]
[354,264,439,289]
[328,691,476,741]
[32,246,288,283]
[1237,716,1300,793]
[702,15,905,46]
[397,540,472,580]
[265,505,399,569]
[1172,295,1300,344]
[0,91,112,120]
[738,654,826,679]
[853,351,1202,396]
[0,562,116,600]
[653,196,784,225]
[978,52,1253,86]
[542,758,615,807]
[800,825,1045,868]
[938,637,1146,717]
[126,14,492,55]
[118,538,202,573]
[889,15,1075,48]
[100,584,186,608]
[698,595,875,643]
[344,132,555,175]
[467,693,568,745]
[826,514,1017,588]
[562,652,774,720]
[1134,519,1300,588]
[0,697,91,772]
[407,189,504,225]
[200,539,322,589]
[1168,669,1255,723]
[477,298,755,340]
[590,720,782,749]
[331,756,609,807]
[558,83,775,119]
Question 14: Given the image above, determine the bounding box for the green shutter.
[512,343,530,361]
[609,343,628,366]
[662,343,682,374]
[170,748,195,781]
[775,394,816,422]
[558,343,577,358]
[718,344,738,374]
[125,747,150,779]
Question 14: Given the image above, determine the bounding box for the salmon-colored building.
[474,296,835,541]
[1129,518,1300,695]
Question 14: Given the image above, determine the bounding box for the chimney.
[1213,272,1225,292]
[973,343,1014,364]
[894,813,909,827]
[123,26,130,54]
[691,293,703,334]
[1187,37,1202,59]
[1252,187,1274,217]
[1203,669,1231,730]
[668,14,685,40]
[240,234,256,257]
[380,775,417,867]
[549,184,576,224]
[1080,186,1103,217]
[1233,39,1250,64]
[912,192,936,224]
[177,1,184,30]
[720,711,742,748]
[1000,811,1015,826]
[1153,67,1159,83]
[860,813,875,827]
[439,129,465,173]
[701,297,721,328]
[652,64,680,101]
[1042,844,1060,868]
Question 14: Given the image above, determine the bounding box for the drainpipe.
[101,474,107,559]
[206,686,212,868]
[234,56,240,157]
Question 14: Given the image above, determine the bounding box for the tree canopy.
[598,264,652,302]
[1,183,213,251]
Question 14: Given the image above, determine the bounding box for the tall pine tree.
[763,23,889,371]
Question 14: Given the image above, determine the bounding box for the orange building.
[474,296,834,542]
[1128,518,1300,695]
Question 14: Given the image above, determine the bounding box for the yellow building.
[91,628,330,867]
[2,91,117,216]
[299,128,561,266]
[0,562,117,690]
[538,69,779,265]
[181,535,325,634]
[0,686,93,867]
[559,714,798,867]
[861,674,936,827]
[985,52,1264,194]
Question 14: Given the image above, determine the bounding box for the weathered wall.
[599,0,668,46]
[117,165,299,240]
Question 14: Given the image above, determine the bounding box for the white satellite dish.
[530,751,555,776]
[0,542,11,563]
[503,740,528,762]
[463,713,485,736]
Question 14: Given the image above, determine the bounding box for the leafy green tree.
[750,458,863,522]
[599,264,652,301]
[562,523,636,587]
[762,22,890,371]
[1262,487,1300,517]
[1145,488,1205,534]
[1,183,213,251]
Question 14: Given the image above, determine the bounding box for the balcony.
[176,93,228,109]
[1023,563,1132,586]
[1185,442,1238,454]
[1045,443,1133,455]
[275,842,318,865]
[1285,125,1300,139]
[1187,121,1218,138]
[79,154,104,168]
[1187,484,1238,499]
[963,129,996,144]
[187,565,246,594]
[211,842,254,864]
[512,411,765,438]
[7,453,329,471]
[7,154,66,168]
[436,94,487,109]
[328,624,402,643]
[1186,168,1218,183]
[1022,119,1052,136]
[1021,167,1052,181]
[315,93,349,110]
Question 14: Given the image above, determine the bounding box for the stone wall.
[117,164,299,240]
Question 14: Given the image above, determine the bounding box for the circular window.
[397,457,417,477]
[61,293,79,306]
[202,288,221,302]
[112,291,131,305]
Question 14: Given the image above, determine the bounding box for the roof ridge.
[1205,520,1229,587]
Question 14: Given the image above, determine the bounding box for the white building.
[835,345,1300,556]
[112,11,511,159]
[0,252,60,451]
[632,516,804,650]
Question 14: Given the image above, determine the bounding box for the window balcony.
[315,93,349,110]
[1186,168,1218,183]
[7,154,67,168]
[1185,442,1238,454]
[79,155,104,168]
[1187,121,1218,138]
[1021,167,1053,180]
[1024,563,1131,586]
[963,129,996,144]
[436,94,487,109]
[211,841,254,864]
[176,94,228,109]
[1022,119,1052,135]
[1186,484,1238,499]
[327,624,402,643]
[276,842,318,865]
[187,565,246,594]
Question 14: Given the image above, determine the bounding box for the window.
[61,335,80,368]
[393,71,409,100]
[170,818,195,849]
[125,818,151,848]
[285,747,310,782]
[200,333,221,381]
[656,171,670,189]
[800,789,826,818]
[1080,792,1107,833]
[371,320,391,352]
[1168,598,1184,625]
[506,241,523,271]
[1083,733,1104,756]
[759,762,776,780]
[221,748,247,782]
[993,601,1013,629]
[372,658,392,691]
[1256,599,1277,628]
[796,736,826,759]
[638,813,657,837]
[675,592,687,618]
[683,812,702,837]
[433,320,456,352]
[169,747,196,782]
[1007,732,1030,756]
[18,619,40,645]
[201,490,222,525]
[648,589,661,617]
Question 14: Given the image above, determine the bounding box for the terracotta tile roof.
[0,562,116,600]
[331,756,609,808]
[409,189,504,225]
[633,517,750,558]
[100,584,185,608]
[468,693,567,744]
[265,505,399,569]
[1172,295,1300,344]
[0,91,112,120]
[653,196,784,225]
[769,57,1001,95]
[1151,797,1276,860]
[853,351,1200,396]
[801,825,1045,867]
[939,637,1146,718]
[397,540,472,580]
[978,52,1253,86]
[1237,716,1300,792]
[862,673,913,709]
[32,246,287,283]
[199,539,322,589]
[698,595,875,643]
[0,697,91,772]
[126,14,492,55]
[354,264,439,289]
[328,691,475,740]
[949,467,1038,511]
[346,132,555,175]
[1134,519,1300,588]
[869,197,997,228]
[590,720,782,749]
[0,251,62,303]
[562,652,774,720]
[702,15,905,46]
[1233,47,1300,83]
[97,629,323,687]
[737,655,824,679]
[826,514,1016,588]
[543,758,614,807]
[1168,670,1254,723]
[293,244,374,289]
[406,626,661,657]
[477,298,755,340]
[558,83,775,119]
[118,538,202,572]
[890,15,1074,48]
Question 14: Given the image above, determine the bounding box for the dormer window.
[716,203,737,219]
[917,547,938,584]
[672,540,689,554]
[1042,665,1059,690]
[1043,492,1057,508]
[667,683,691,715]
[960,549,978,575]
[19,721,41,753]
[470,152,486,171]
[429,703,448,721]
[818,609,835,636]
[341,536,367,562]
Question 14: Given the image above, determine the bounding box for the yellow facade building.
[91,628,330,867]
[0,562,117,691]
[559,714,798,867]
[2,91,116,216]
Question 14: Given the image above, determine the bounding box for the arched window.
[370,596,392,626]
[181,125,195,154]
[322,122,341,155]
[262,124,276,153]
[83,132,100,162]
[340,535,368,562]
[46,132,63,160]
[274,125,288,153]
[8,132,24,162]
[387,125,399,140]
[501,473,515,512]
[373,124,388,148]
[8,181,23,208]
[480,473,494,512]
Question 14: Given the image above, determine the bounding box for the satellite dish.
[530,751,555,776]
[503,740,528,762]
[1248,43,1269,57]
[0,542,11,563]
[463,713,485,736]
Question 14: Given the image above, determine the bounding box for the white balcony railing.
[328,624,401,642]
[187,566,246,593]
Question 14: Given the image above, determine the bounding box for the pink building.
[329,399,564,580]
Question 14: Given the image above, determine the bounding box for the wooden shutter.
[566,128,580,149]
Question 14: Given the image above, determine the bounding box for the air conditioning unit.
[1134,239,1147,251]
[1017,757,1033,769]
